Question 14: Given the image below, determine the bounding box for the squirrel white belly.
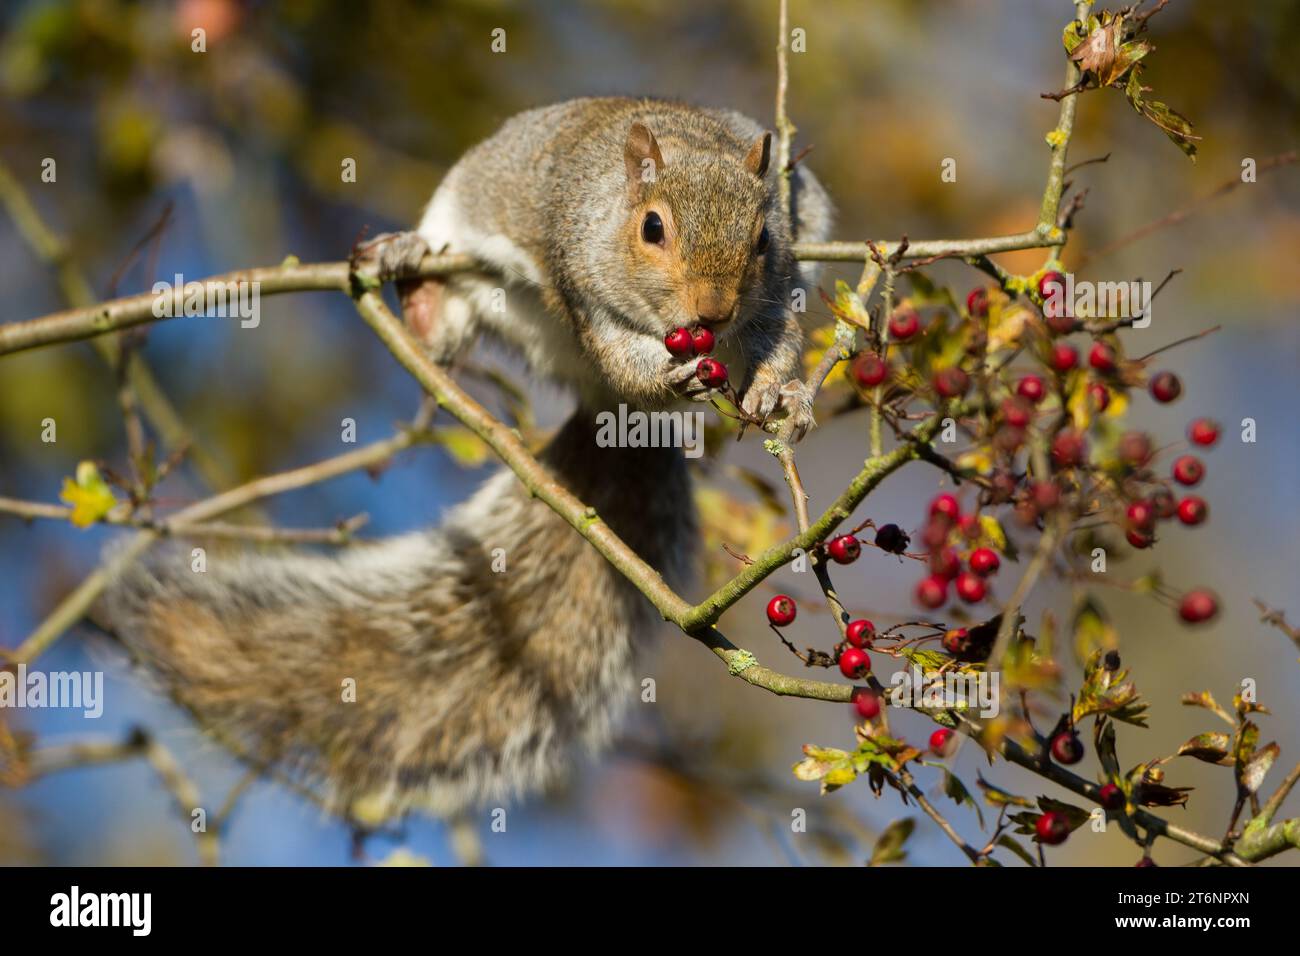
[100,97,832,821]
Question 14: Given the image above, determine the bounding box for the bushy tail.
[99,410,694,821]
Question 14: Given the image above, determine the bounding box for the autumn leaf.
[1181,690,1236,727]
[59,461,119,528]
[1176,731,1233,766]
[868,817,915,866]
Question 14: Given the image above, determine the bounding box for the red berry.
[1126,500,1156,533]
[1118,431,1153,467]
[954,571,986,604]
[875,523,910,554]
[1134,856,1158,867]
[690,326,715,355]
[1051,429,1087,468]
[915,575,948,609]
[1016,374,1046,404]
[1088,342,1116,373]
[1051,732,1084,765]
[696,357,728,389]
[1087,381,1111,413]
[1178,589,1218,624]
[664,327,695,358]
[888,308,921,341]
[966,287,990,318]
[1177,496,1208,526]
[929,493,961,522]
[933,366,970,399]
[1035,811,1070,846]
[968,547,1000,576]
[1050,342,1078,373]
[853,352,888,388]
[1188,418,1220,447]
[845,619,876,648]
[853,688,881,720]
[1172,455,1204,486]
[766,595,797,627]
[838,647,870,679]
[929,728,955,757]
[1038,270,1068,311]
[1002,398,1032,429]
[827,534,861,565]
[942,627,970,654]
[1098,783,1125,811]
[1030,480,1061,513]
[1150,488,1177,520]
[930,547,961,581]
[1149,370,1182,403]
[958,514,981,539]
[1126,528,1154,549]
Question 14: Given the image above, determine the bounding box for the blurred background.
[0,0,1296,866]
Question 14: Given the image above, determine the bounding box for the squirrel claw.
[744,379,816,442]
[351,231,432,283]
[664,358,712,400]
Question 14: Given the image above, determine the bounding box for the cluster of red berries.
[912,494,1002,610]
[664,326,728,389]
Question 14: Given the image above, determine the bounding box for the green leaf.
[1176,731,1233,766]
[1181,690,1236,727]
[997,834,1039,867]
[1124,67,1199,161]
[933,764,985,828]
[1074,648,1148,727]
[976,773,1035,808]
[868,817,915,866]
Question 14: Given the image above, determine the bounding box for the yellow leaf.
[434,426,490,468]
[58,462,117,528]
[978,514,1008,554]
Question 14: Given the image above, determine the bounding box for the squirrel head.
[619,121,776,333]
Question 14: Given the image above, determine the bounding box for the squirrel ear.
[624,122,665,190]
[744,132,772,179]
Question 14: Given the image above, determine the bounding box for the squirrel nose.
[694,289,736,326]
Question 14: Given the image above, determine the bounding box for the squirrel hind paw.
[351,231,432,283]
[743,379,816,442]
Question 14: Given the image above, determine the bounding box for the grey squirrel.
[101,97,833,822]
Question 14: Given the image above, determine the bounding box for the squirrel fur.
[100,97,832,821]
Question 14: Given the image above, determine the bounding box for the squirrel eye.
[641,211,665,245]
[755,226,770,254]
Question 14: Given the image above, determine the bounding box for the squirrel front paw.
[662,356,715,402]
[350,231,432,283]
[742,378,816,442]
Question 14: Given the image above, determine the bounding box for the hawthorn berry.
[958,514,981,539]
[690,326,715,355]
[766,595,797,627]
[1125,500,1156,533]
[664,327,695,358]
[888,307,921,341]
[1030,480,1062,513]
[1178,589,1218,624]
[1050,342,1079,373]
[942,627,970,654]
[1150,488,1177,520]
[955,571,987,603]
[854,352,888,388]
[1172,454,1205,486]
[968,548,1000,576]
[1134,856,1158,868]
[827,534,861,564]
[1087,381,1110,412]
[915,575,948,609]
[934,366,970,399]
[1177,495,1208,526]
[1038,270,1068,308]
[1016,374,1047,404]
[1149,370,1182,403]
[930,547,962,581]
[1035,811,1070,846]
[875,523,911,554]
[966,286,990,318]
[695,357,729,389]
[1051,732,1084,765]
[929,728,955,757]
[1126,528,1154,549]
[1118,431,1153,467]
[930,493,961,522]
[921,520,949,551]
[853,688,881,720]
[1098,783,1125,811]
[1088,342,1117,373]
[1188,418,1220,447]
[846,619,876,648]
[839,647,871,679]
[1002,398,1032,429]
[1051,429,1087,468]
